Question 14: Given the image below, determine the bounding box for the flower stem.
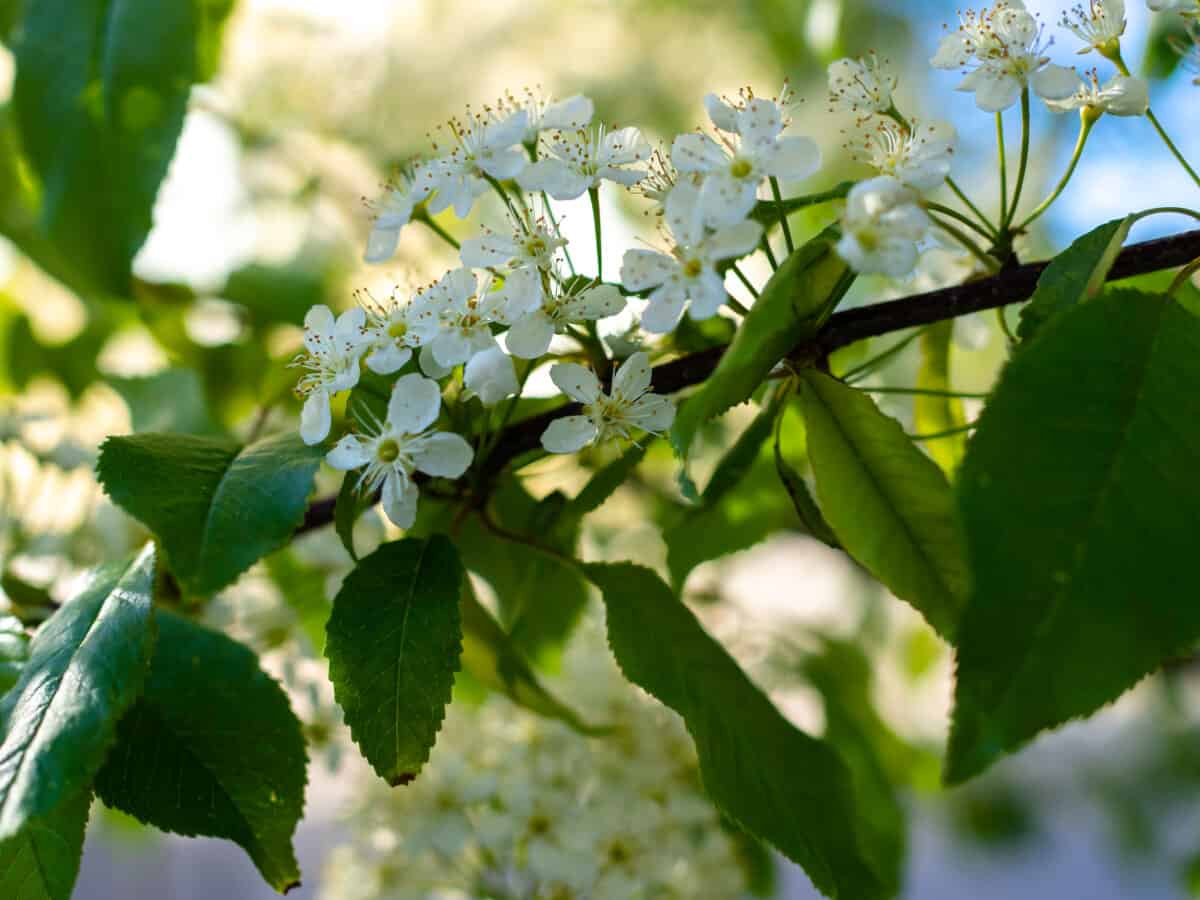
[1168,256,1200,297]
[944,177,998,237]
[1005,88,1032,229]
[930,215,1001,273]
[760,234,779,270]
[858,385,991,399]
[413,208,460,250]
[725,294,751,316]
[995,111,1009,226]
[770,177,795,254]
[540,193,577,276]
[1145,108,1200,190]
[925,202,996,241]
[840,327,928,382]
[908,422,977,441]
[588,185,603,282]
[730,263,760,299]
[1015,116,1095,231]
[483,173,525,228]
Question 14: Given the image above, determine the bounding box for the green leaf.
[1017,216,1132,343]
[9,0,235,297]
[325,537,463,785]
[97,432,323,596]
[108,368,219,435]
[0,546,155,841]
[333,471,373,562]
[0,615,28,696]
[773,407,839,549]
[0,789,91,900]
[671,228,853,467]
[914,321,967,474]
[94,610,307,893]
[459,584,601,734]
[948,289,1200,783]
[585,563,893,900]
[797,370,967,641]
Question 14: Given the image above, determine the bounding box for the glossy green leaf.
[108,368,219,435]
[914,321,967,474]
[9,0,235,297]
[671,228,853,467]
[325,537,463,785]
[798,370,967,641]
[1017,216,1131,343]
[585,562,892,900]
[94,610,307,893]
[97,432,323,596]
[948,289,1200,783]
[0,789,91,900]
[0,546,155,841]
[459,585,601,734]
[0,615,28,697]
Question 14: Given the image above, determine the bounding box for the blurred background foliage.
[0,0,1198,897]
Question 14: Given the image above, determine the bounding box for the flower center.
[387,320,408,339]
[377,439,401,463]
[729,158,753,179]
[683,257,704,277]
[524,237,547,257]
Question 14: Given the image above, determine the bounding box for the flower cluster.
[319,621,749,900]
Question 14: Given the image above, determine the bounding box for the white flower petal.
[364,225,401,264]
[464,347,518,406]
[736,97,784,145]
[621,249,676,292]
[413,432,474,478]
[484,110,529,149]
[626,394,675,433]
[1032,64,1082,101]
[569,284,625,320]
[931,32,972,69]
[664,180,707,247]
[670,133,727,174]
[963,69,1023,112]
[432,332,474,369]
[419,343,452,379]
[640,288,688,334]
[498,268,543,320]
[300,392,332,445]
[697,174,758,228]
[480,147,527,180]
[506,312,556,359]
[303,305,335,351]
[703,93,740,132]
[550,363,603,404]
[326,434,372,470]
[366,343,412,375]
[382,474,419,529]
[705,220,764,261]
[613,351,652,401]
[517,159,591,200]
[540,95,594,130]
[460,234,518,269]
[602,127,651,165]
[688,271,727,320]
[387,373,442,435]
[541,416,599,454]
[763,135,822,181]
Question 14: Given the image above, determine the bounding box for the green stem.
[858,386,991,399]
[945,176,997,237]
[995,111,1008,226]
[483,173,525,228]
[1168,257,1200,297]
[926,202,996,241]
[760,235,779,271]
[930,216,1001,273]
[413,208,460,250]
[770,177,795,254]
[995,305,1017,343]
[1145,109,1200,190]
[1015,117,1095,231]
[725,294,751,316]
[588,186,603,282]
[541,193,576,276]
[840,327,928,382]
[1005,88,1032,229]
[730,263,760,298]
[908,423,976,441]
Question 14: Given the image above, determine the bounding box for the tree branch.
[297,228,1200,535]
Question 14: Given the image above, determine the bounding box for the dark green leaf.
[95,610,307,893]
[0,615,28,696]
[0,546,155,841]
[325,537,463,785]
[333,471,373,562]
[97,432,323,596]
[798,370,967,641]
[948,289,1200,783]
[914,321,967,474]
[459,584,601,734]
[1017,217,1131,343]
[9,0,236,296]
[585,562,892,900]
[773,407,839,549]
[671,228,853,467]
[0,789,91,900]
[108,368,219,435]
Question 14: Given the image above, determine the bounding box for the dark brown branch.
[297,228,1200,535]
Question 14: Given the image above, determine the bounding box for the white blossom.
[506,279,626,359]
[517,125,652,200]
[541,352,675,453]
[503,89,595,144]
[836,175,931,277]
[363,166,431,264]
[931,1,1080,111]
[620,180,762,333]
[672,86,821,226]
[291,305,368,446]
[325,374,473,529]
[355,288,427,376]
[460,211,566,274]
[1060,0,1127,54]
[464,347,519,406]
[827,53,898,113]
[1045,70,1149,115]
[410,268,508,371]
[849,116,957,192]
[425,109,529,219]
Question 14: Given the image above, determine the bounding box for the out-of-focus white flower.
[836,175,931,277]
[507,280,626,359]
[425,109,529,219]
[325,373,472,528]
[410,268,508,371]
[460,211,566,274]
[503,89,595,144]
[363,166,432,264]
[633,148,684,214]
[541,352,675,453]
[827,53,898,113]
[850,116,957,192]
[291,305,368,445]
[355,287,427,376]
[1045,70,1149,115]
[672,86,821,226]
[1060,0,1127,54]
[463,347,519,406]
[620,180,762,333]
[931,1,1079,111]
[517,125,652,200]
